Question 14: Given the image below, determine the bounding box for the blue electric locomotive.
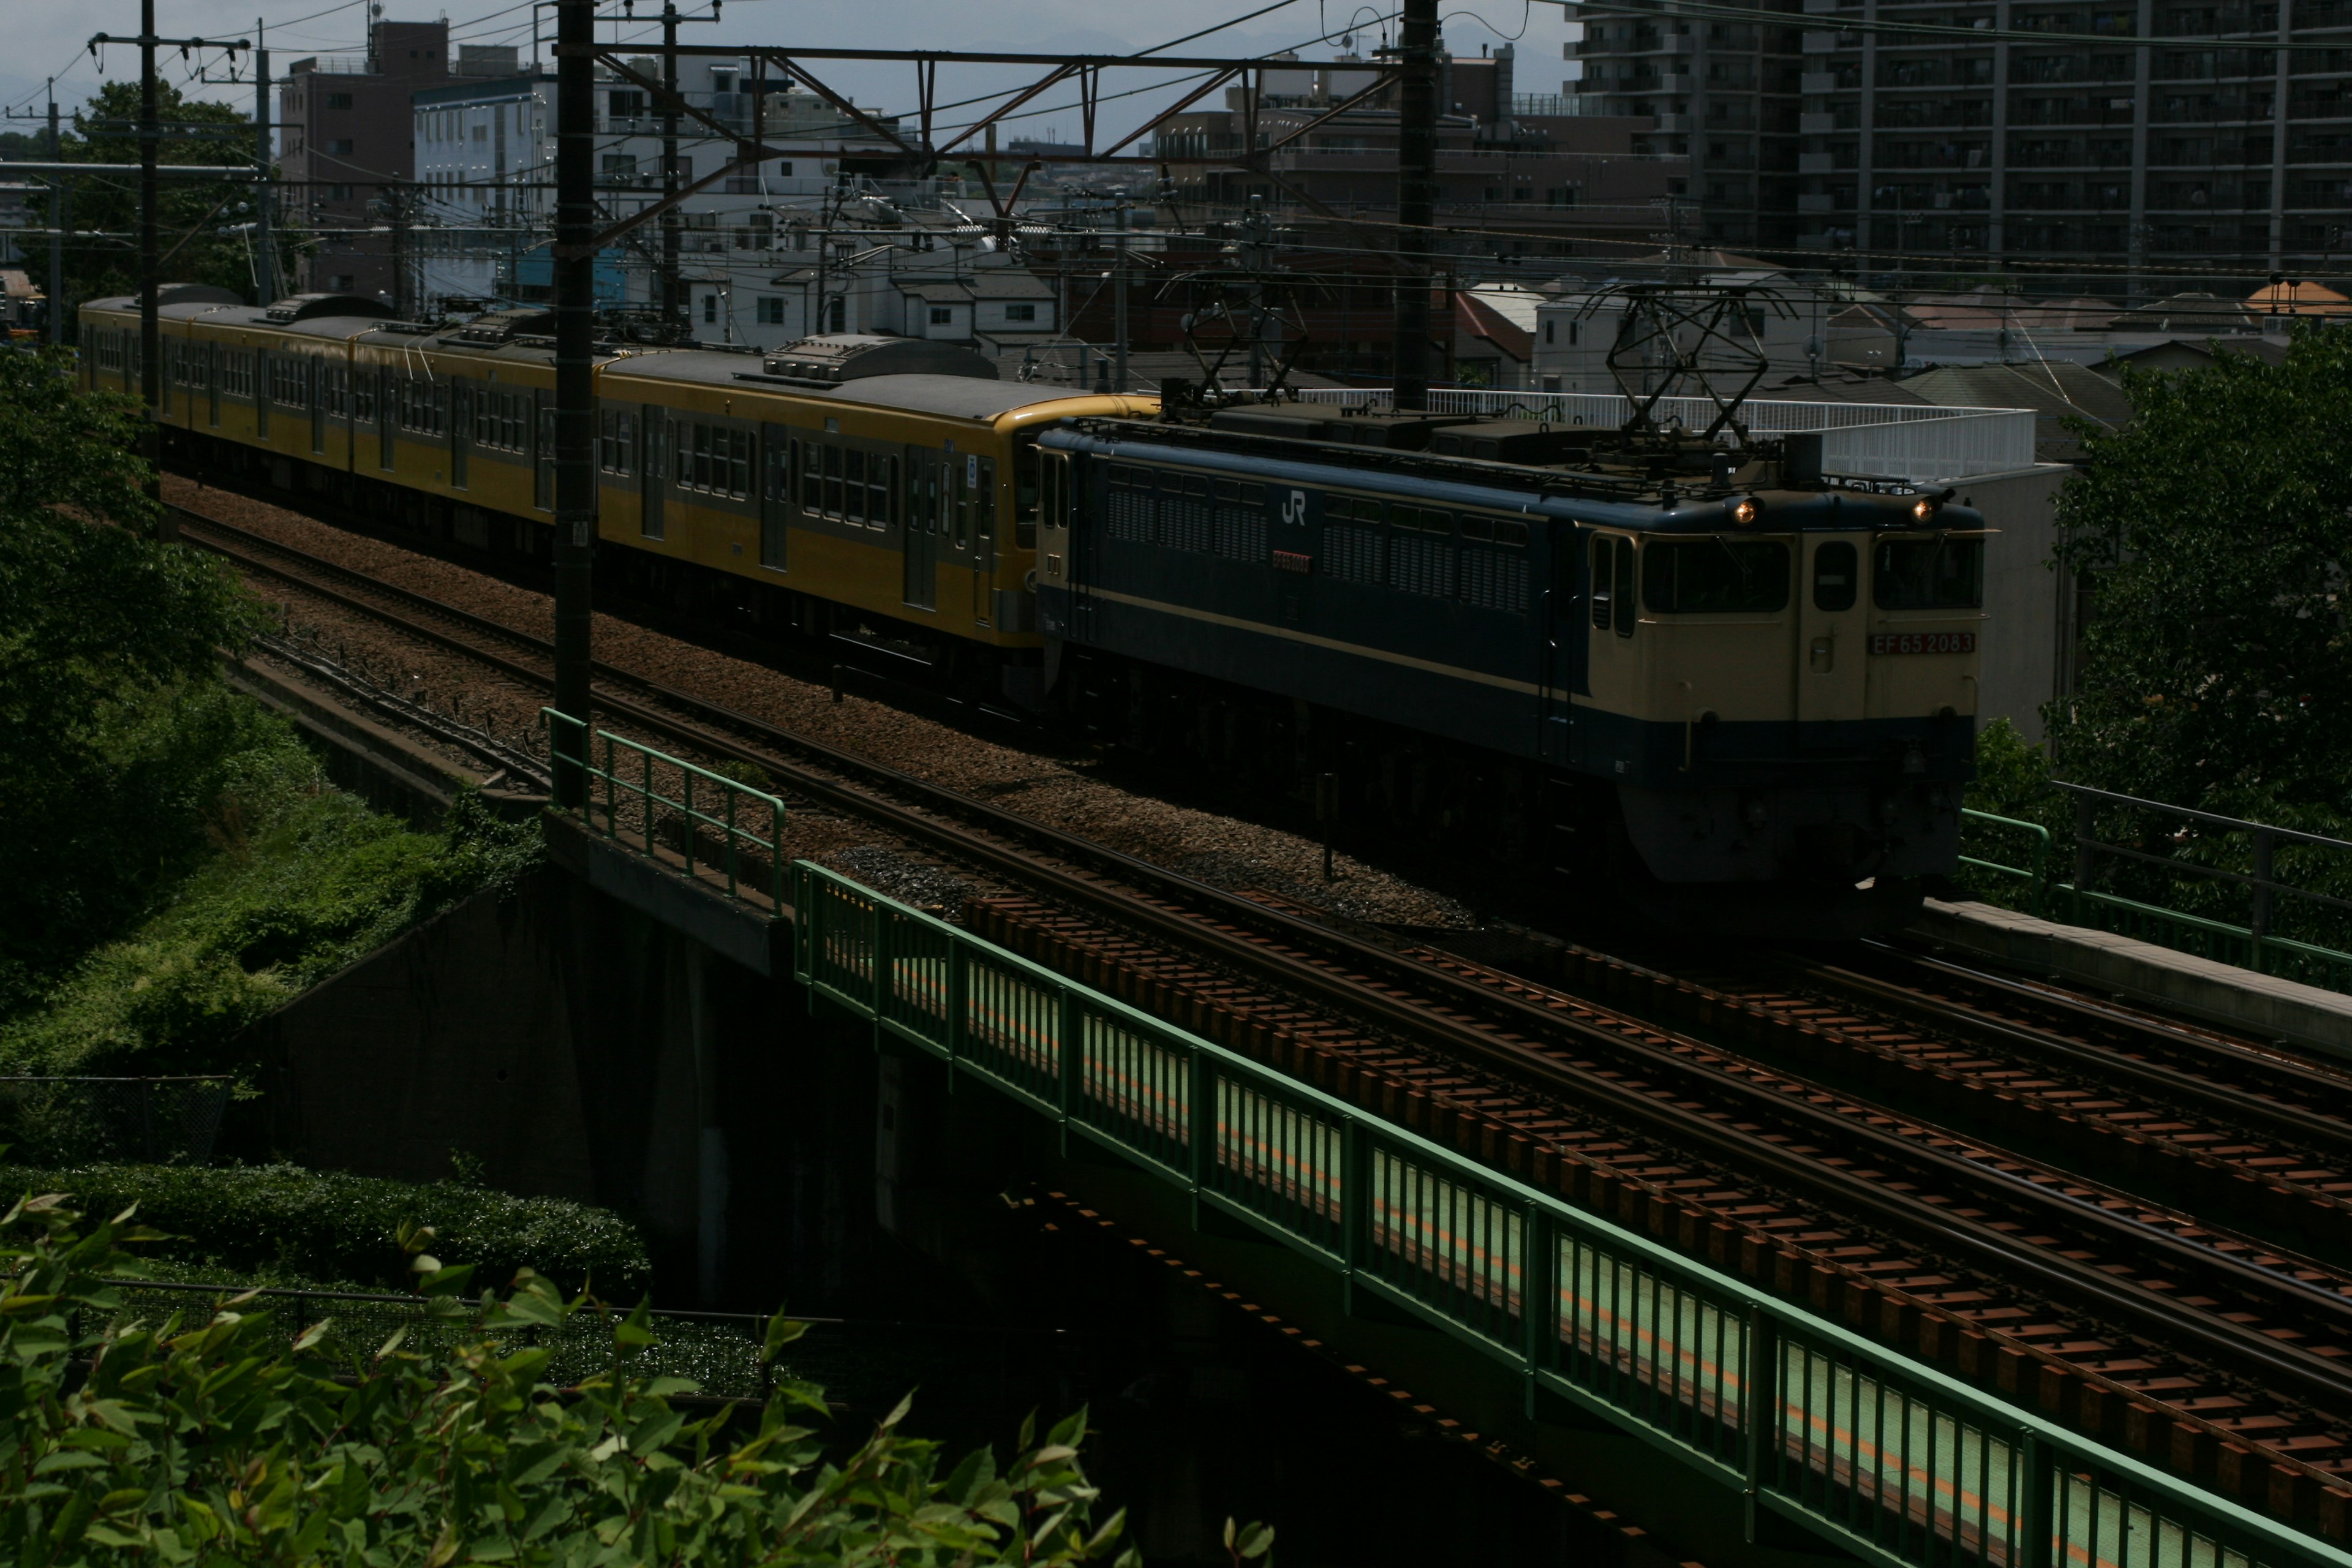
[1034,402,1987,937]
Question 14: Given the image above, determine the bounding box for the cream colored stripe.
[1080,585,1546,697]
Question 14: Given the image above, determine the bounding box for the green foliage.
[52,79,276,323]
[2052,325,2352,816]
[2,739,543,1074]
[0,1196,1156,1567]
[0,1163,650,1297]
[1955,720,2064,913]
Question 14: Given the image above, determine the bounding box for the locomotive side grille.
[1390,533,1457,598]
[1161,497,1213,553]
[1108,488,1153,543]
[1215,510,1267,562]
[1459,547,1529,612]
[1325,525,1385,585]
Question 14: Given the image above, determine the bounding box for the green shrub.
[0,1162,650,1297]
[0,1196,1193,1568]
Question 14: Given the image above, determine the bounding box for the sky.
[0,0,1580,149]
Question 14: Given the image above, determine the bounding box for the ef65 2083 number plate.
[1869,631,1977,655]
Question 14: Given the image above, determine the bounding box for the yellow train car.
[595,336,1151,692]
[82,290,1155,702]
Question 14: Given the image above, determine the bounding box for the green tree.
[0,1193,1212,1567]
[0,353,268,1003]
[2051,326,2352,821]
[23,78,269,334]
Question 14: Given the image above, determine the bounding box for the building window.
[930,306,953,325]
[756,296,785,325]
[327,274,355,290]
[328,184,352,202]
[325,138,355,155]
[1544,319,1555,344]
[1003,302,1036,322]
[325,92,353,109]
[703,294,718,323]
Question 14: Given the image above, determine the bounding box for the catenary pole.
[552,0,595,804]
[255,23,276,304]
[140,0,164,518]
[1390,0,1438,411]
[46,82,61,345]
[662,0,684,331]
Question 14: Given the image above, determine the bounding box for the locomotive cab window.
[1643,538,1790,614]
[1874,534,1984,610]
[1812,540,1858,611]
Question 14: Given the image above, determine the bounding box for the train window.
[1643,539,1790,613]
[598,409,635,475]
[1812,540,1858,611]
[1591,536,1615,630]
[821,443,843,518]
[352,368,377,424]
[1460,515,1493,542]
[974,458,997,541]
[1613,537,1636,636]
[842,448,867,522]
[1874,535,1983,609]
[1494,518,1528,548]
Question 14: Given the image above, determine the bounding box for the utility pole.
[140,0,160,507]
[88,21,247,516]
[46,83,61,345]
[552,0,595,804]
[661,0,684,331]
[254,22,275,304]
[1390,0,1439,410]
[1112,194,1128,393]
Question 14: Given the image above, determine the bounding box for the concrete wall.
[1955,462,2075,744]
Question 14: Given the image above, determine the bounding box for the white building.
[412,48,554,312]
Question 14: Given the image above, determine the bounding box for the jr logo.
[1281,489,1309,526]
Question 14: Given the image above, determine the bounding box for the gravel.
[170,474,1476,930]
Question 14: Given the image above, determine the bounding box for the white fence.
[1291,387,2041,485]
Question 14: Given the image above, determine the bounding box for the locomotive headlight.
[1731,497,1761,527]
[1911,497,1939,523]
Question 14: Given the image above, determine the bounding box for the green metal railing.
[794,859,2352,1568]
[1959,789,2352,995]
[543,709,785,909]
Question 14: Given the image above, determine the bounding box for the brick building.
[281,18,451,305]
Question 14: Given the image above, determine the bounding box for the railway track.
[171,498,2352,1532]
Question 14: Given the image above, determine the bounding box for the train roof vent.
[262,292,396,323]
[448,306,556,344]
[759,333,998,385]
[1205,403,1478,450]
[1426,420,1596,465]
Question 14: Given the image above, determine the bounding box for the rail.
[542,709,785,910]
[793,858,2352,1568]
[1959,787,2352,995]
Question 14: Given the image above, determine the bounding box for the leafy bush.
[0,1194,1198,1568]
[0,1162,650,1297]
[2,763,543,1076]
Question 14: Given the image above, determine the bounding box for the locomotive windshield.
[1643,538,1792,613]
[1874,535,1985,610]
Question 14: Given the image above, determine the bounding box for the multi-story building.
[1574,0,2352,286]
[413,48,556,312]
[281,18,451,303]
[1563,2,1806,249]
[1158,45,1686,262]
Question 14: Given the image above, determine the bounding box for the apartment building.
[413,50,554,311]
[1158,46,1686,260]
[281,18,451,302]
[1564,1,1806,249]
[1572,0,2352,285]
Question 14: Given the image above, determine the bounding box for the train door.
[255,350,270,439]
[377,370,396,470]
[759,424,789,570]
[535,393,555,511]
[450,380,471,489]
[1795,532,1868,735]
[968,453,997,627]
[902,447,937,609]
[1537,521,1584,764]
[1585,530,1641,715]
[639,408,666,539]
